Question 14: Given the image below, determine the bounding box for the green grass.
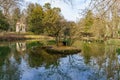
[106,39,120,45]
[47,40,56,45]
[27,41,44,48]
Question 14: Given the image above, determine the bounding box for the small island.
[42,46,81,54]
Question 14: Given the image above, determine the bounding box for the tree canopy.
[27,3,44,34]
[0,10,9,31]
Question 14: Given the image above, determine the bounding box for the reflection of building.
[16,22,26,33]
[16,42,26,52]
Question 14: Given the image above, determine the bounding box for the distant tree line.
[61,0,120,39]
[77,0,120,39]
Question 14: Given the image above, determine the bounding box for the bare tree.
[0,0,23,16]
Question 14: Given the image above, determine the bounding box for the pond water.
[0,40,120,80]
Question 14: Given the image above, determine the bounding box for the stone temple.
[16,21,26,33]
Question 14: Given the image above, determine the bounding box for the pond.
[0,40,120,80]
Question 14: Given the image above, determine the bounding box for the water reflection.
[79,41,120,80]
[28,48,60,68]
[0,41,120,80]
[16,42,26,52]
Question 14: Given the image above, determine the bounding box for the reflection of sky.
[1,51,120,80]
[23,0,90,21]
[118,55,120,64]
[18,54,106,80]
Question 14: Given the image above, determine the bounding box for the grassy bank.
[0,32,53,41]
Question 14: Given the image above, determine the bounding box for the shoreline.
[0,32,53,41]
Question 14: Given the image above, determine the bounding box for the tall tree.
[0,0,22,17]
[27,3,44,34]
[0,10,9,31]
[43,3,65,46]
[84,10,94,32]
[78,10,94,38]
[64,21,79,46]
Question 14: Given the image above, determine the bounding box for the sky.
[24,0,90,21]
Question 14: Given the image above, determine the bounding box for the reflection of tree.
[104,45,120,80]
[28,47,63,68]
[79,41,120,79]
[0,58,21,80]
[89,43,120,80]
[36,55,78,80]
[82,42,91,64]
[37,53,106,80]
[0,45,21,80]
[0,46,10,66]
